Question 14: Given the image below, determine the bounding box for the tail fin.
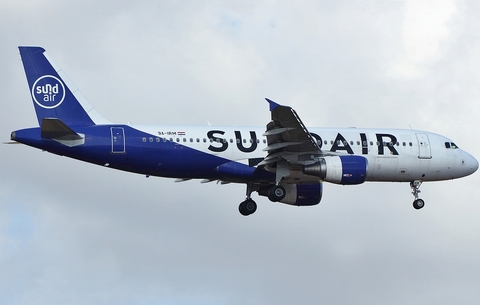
[19,46,108,126]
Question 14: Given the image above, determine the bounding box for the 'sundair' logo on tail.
[31,75,66,109]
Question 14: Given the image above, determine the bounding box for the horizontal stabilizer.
[41,118,83,140]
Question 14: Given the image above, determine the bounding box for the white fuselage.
[131,125,478,183]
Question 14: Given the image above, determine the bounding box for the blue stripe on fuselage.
[12,125,273,182]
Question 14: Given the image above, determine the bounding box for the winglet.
[265,98,281,111]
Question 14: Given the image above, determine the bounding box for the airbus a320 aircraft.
[9,46,478,215]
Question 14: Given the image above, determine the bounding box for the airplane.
[9,46,479,216]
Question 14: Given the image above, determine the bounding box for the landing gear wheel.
[413,199,425,210]
[239,199,257,216]
[268,185,286,202]
[410,180,425,210]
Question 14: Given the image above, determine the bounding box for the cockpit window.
[445,142,459,149]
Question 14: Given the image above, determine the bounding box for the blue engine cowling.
[303,155,368,185]
[259,183,323,206]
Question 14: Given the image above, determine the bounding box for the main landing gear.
[410,180,425,210]
[238,183,287,216]
[239,183,258,216]
[268,185,286,202]
[239,198,257,216]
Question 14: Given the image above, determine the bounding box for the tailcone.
[9,127,43,147]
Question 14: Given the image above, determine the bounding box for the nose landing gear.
[410,180,425,210]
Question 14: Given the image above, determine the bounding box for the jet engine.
[303,155,368,185]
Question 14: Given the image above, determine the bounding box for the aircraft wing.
[259,99,323,167]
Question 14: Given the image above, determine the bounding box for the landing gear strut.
[410,180,425,210]
[239,183,258,216]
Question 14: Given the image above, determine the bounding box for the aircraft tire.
[413,199,425,210]
[268,185,286,202]
[239,199,257,216]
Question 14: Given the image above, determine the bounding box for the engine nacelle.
[303,155,368,185]
[259,183,322,206]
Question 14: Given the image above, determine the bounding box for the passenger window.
[409,142,413,146]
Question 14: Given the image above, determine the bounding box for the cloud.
[391,0,462,78]
[1,1,480,305]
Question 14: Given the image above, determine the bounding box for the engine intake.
[304,155,368,185]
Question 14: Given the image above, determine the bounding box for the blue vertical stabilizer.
[19,46,107,126]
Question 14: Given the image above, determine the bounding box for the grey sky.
[1,1,480,304]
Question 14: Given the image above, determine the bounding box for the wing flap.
[263,99,320,154]
[263,141,303,152]
[260,99,324,182]
[264,99,319,154]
